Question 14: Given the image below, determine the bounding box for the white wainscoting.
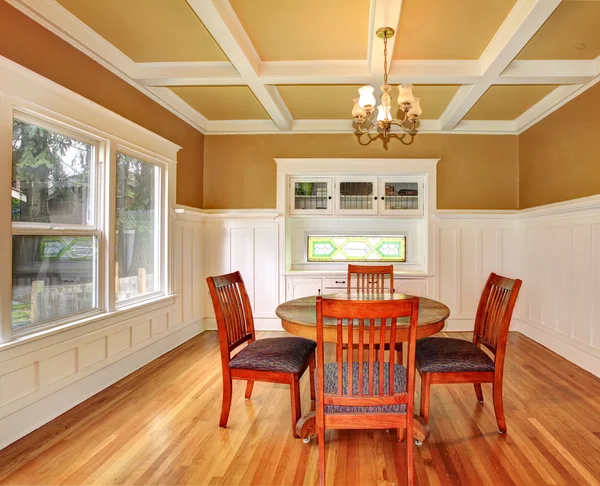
[434,195,600,378]
[433,215,519,331]
[202,211,281,331]
[515,197,600,378]
[0,211,205,450]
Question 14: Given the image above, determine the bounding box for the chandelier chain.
[383,34,388,86]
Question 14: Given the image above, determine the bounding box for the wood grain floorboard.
[1,331,600,485]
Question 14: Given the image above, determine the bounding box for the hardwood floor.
[1,331,600,485]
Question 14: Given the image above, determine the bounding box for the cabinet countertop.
[283,270,433,278]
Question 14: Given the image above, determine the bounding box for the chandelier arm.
[355,121,378,134]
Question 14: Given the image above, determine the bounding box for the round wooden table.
[275,292,450,443]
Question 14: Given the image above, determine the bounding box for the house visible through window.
[307,236,407,262]
[11,117,99,331]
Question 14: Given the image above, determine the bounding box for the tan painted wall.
[204,134,519,210]
[519,82,600,209]
[0,2,204,208]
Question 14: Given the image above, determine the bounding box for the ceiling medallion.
[352,27,422,138]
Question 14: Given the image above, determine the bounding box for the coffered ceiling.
[7,0,600,135]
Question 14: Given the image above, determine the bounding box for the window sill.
[1,294,177,352]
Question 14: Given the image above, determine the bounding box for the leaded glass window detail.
[307,236,406,262]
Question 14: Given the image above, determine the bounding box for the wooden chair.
[347,264,395,293]
[347,264,402,362]
[207,271,316,438]
[315,295,419,486]
[416,272,522,433]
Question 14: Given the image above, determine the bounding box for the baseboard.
[0,320,205,451]
[516,319,600,378]
[203,317,283,331]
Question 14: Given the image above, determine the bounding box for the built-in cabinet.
[279,158,439,304]
[289,176,423,216]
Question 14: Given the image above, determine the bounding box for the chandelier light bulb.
[358,85,376,109]
[397,84,415,111]
[351,98,366,118]
[376,104,391,122]
[408,97,422,119]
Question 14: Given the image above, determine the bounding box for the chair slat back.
[347,264,395,293]
[206,272,255,358]
[473,273,522,358]
[316,297,419,409]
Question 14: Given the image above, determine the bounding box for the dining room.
[1,0,600,485]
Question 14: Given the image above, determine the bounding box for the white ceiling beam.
[206,118,442,134]
[388,61,481,84]
[259,61,372,85]
[515,85,582,132]
[134,62,240,86]
[439,0,561,131]
[453,120,518,133]
[185,0,293,131]
[499,60,597,84]
[147,87,209,130]
[368,0,403,88]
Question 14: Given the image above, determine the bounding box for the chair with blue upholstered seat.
[315,295,419,486]
[416,272,522,434]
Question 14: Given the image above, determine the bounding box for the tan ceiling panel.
[56,0,227,62]
[229,0,369,61]
[517,1,600,60]
[169,86,270,120]
[276,85,460,119]
[393,0,517,60]
[464,85,559,120]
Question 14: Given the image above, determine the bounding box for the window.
[115,152,161,303]
[307,236,406,263]
[8,114,168,338]
[11,117,100,332]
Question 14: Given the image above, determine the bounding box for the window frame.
[0,58,180,345]
[10,113,106,337]
[4,112,172,341]
[113,145,167,308]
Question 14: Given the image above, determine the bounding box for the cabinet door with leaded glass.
[289,177,332,215]
[378,177,423,215]
[334,177,378,215]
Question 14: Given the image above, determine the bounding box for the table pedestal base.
[295,412,431,443]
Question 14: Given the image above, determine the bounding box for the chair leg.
[406,420,414,486]
[317,425,326,486]
[474,383,484,403]
[220,374,233,428]
[420,373,431,423]
[244,381,254,399]
[493,375,507,434]
[396,427,406,442]
[290,374,301,438]
[309,356,316,402]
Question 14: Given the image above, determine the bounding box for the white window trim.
[0,55,180,344]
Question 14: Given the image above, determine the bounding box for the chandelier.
[352,27,422,137]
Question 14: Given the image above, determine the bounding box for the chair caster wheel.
[303,437,311,444]
[498,429,506,435]
[415,440,423,446]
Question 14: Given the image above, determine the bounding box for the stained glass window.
[307,236,406,262]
